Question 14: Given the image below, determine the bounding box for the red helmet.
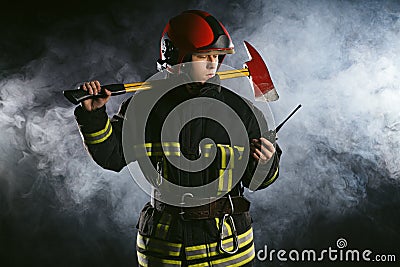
[157,10,235,71]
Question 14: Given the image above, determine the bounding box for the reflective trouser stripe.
[83,119,112,144]
[137,228,254,266]
[137,251,182,267]
[137,234,182,257]
[185,228,254,261]
[188,243,255,267]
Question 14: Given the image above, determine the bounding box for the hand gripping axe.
[63,41,279,104]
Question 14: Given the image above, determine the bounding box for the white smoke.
[1,0,399,265]
[227,0,400,250]
[0,17,147,228]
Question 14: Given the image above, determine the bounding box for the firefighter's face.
[190,53,219,83]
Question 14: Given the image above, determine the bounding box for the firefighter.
[74,10,281,266]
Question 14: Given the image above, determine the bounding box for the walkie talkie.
[262,104,302,143]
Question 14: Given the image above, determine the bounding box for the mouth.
[207,73,215,79]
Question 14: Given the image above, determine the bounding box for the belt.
[154,196,250,220]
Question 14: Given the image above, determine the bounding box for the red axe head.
[244,41,279,102]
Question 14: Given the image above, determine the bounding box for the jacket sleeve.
[74,99,130,172]
[241,104,282,191]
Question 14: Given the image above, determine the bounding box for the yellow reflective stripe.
[145,152,180,156]
[164,151,181,156]
[144,142,181,157]
[155,213,172,240]
[188,243,255,267]
[155,224,166,239]
[162,142,180,147]
[213,244,255,266]
[213,218,230,241]
[228,146,234,168]
[262,166,279,187]
[147,142,180,147]
[83,119,113,145]
[234,145,244,160]
[218,170,225,195]
[218,145,227,169]
[186,242,250,260]
[227,169,233,192]
[213,227,252,248]
[137,251,182,266]
[85,126,113,145]
[137,251,148,267]
[218,230,253,256]
[186,244,207,252]
[136,234,181,257]
[142,143,244,162]
[224,218,233,237]
[218,169,232,195]
[137,242,179,257]
[186,228,252,251]
[90,128,112,144]
[163,156,168,180]
[188,262,209,267]
[83,119,110,138]
[217,144,230,147]
[137,233,182,249]
[203,143,213,158]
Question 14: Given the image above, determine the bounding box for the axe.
[63,41,279,105]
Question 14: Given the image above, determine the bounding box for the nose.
[206,55,218,68]
[207,55,218,63]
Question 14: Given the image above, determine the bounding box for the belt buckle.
[179,193,194,221]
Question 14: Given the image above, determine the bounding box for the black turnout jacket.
[74,74,281,266]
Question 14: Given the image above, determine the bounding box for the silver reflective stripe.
[134,142,181,157]
[137,229,254,266]
[137,251,182,267]
[185,228,254,261]
[137,233,181,257]
[83,119,112,145]
[217,169,233,196]
[202,144,244,161]
[205,243,255,267]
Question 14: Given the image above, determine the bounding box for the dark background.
[1,0,399,266]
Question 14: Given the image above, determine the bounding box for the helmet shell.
[157,10,234,71]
